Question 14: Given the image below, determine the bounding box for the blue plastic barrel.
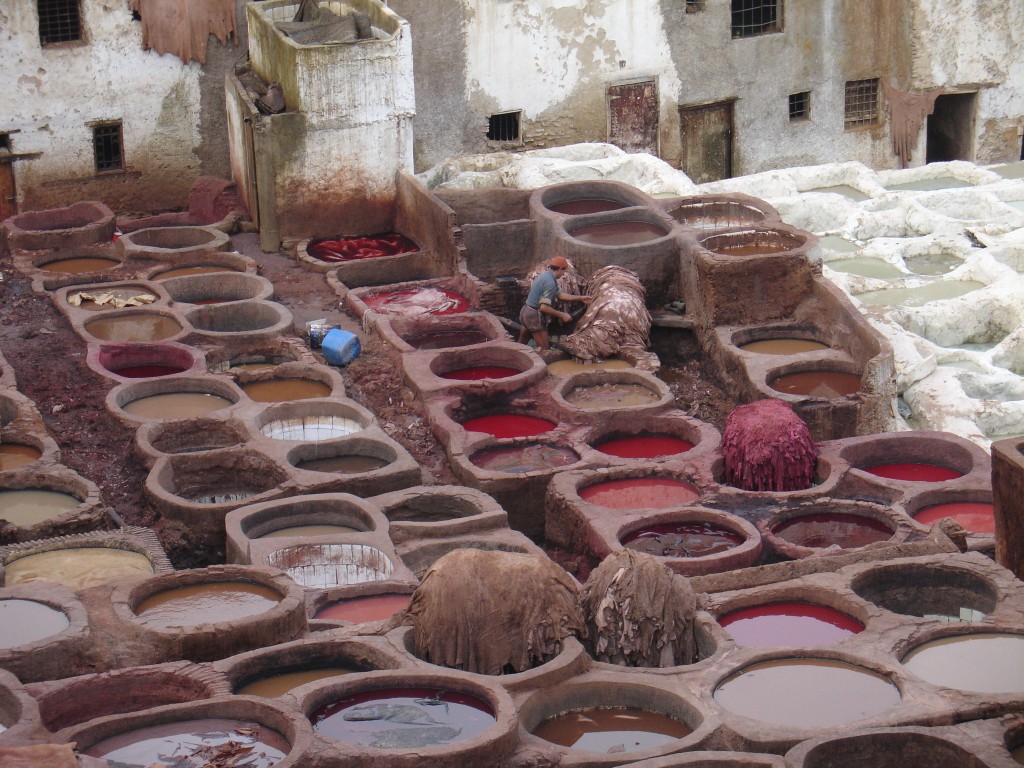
[322,329,361,366]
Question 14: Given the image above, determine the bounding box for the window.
[0,134,10,151]
[686,0,703,12]
[487,111,521,143]
[844,79,880,129]
[731,0,780,38]
[789,91,810,121]
[38,0,82,45]
[93,122,124,172]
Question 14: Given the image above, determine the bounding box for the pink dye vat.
[309,233,417,262]
[315,594,412,623]
[863,463,963,482]
[720,602,864,648]
[441,366,520,381]
[362,288,469,316]
[772,512,893,549]
[913,502,995,534]
[622,521,743,557]
[595,435,694,458]
[461,414,555,438]
[112,364,187,378]
[547,198,627,215]
[580,478,699,509]
[470,443,578,473]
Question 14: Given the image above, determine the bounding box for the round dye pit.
[806,184,870,202]
[547,358,632,377]
[362,288,469,316]
[912,501,994,533]
[3,547,154,589]
[826,258,904,279]
[295,455,390,473]
[153,265,238,280]
[0,599,70,648]
[905,252,963,275]
[311,687,495,749]
[85,718,289,768]
[0,444,40,472]
[84,314,183,343]
[769,370,861,398]
[122,392,234,419]
[461,414,555,439]
[111,364,187,378]
[315,594,412,623]
[134,582,282,628]
[669,199,768,230]
[242,379,333,403]
[719,603,864,648]
[714,659,900,727]
[402,329,490,349]
[238,668,356,697]
[308,232,417,262]
[533,708,692,753]
[818,235,862,253]
[266,544,394,588]
[862,462,962,482]
[594,434,694,458]
[856,281,985,307]
[40,256,120,273]
[901,633,1024,692]
[851,564,995,623]
[739,339,830,354]
[580,478,699,509]
[564,382,660,410]
[702,228,805,256]
[0,488,80,527]
[260,524,360,538]
[440,366,520,381]
[470,443,578,473]
[259,411,366,441]
[568,220,668,245]
[771,513,894,550]
[622,521,743,557]
[547,198,628,215]
[69,287,157,311]
[886,176,972,191]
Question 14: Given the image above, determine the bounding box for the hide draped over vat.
[579,549,698,667]
[722,399,817,492]
[561,266,651,362]
[406,549,585,675]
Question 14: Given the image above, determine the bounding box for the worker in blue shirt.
[518,256,592,350]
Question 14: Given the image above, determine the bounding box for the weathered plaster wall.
[1,0,242,215]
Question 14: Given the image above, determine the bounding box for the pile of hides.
[277,0,372,45]
[579,549,698,667]
[523,258,587,299]
[722,399,817,492]
[129,0,236,65]
[561,265,651,361]
[308,233,418,262]
[406,549,585,675]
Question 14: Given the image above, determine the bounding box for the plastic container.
[322,328,361,366]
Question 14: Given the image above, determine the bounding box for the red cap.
[548,256,569,269]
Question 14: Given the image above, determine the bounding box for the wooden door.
[608,80,659,156]
[0,160,16,222]
[678,100,734,183]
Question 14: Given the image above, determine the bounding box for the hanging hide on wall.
[883,81,943,169]
[722,399,817,492]
[560,265,651,361]
[129,0,237,65]
[405,548,585,675]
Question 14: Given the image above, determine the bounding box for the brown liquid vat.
[90,342,202,383]
[147,250,256,281]
[535,180,651,217]
[851,562,998,621]
[0,469,106,544]
[284,434,422,496]
[107,374,242,425]
[118,225,231,260]
[0,582,90,684]
[1,201,115,251]
[785,727,995,768]
[403,343,545,398]
[553,369,673,415]
[758,500,911,561]
[82,308,188,344]
[664,195,775,232]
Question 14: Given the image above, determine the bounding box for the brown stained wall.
[992,438,1024,580]
[395,171,460,275]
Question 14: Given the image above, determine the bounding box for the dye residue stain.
[41,256,120,273]
[315,594,412,623]
[296,455,390,473]
[112,364,187,378]
[547,198,627,215]
[0,443,42,471]
[311,687,495,749]
[622,521,742,557]
[470,443,578,473]
[565,383,659,410]
[594,435,693,458]
[85,719,288,768]
[569,221,667,246]
[719,602,864,648]
[242,379,332,403]
[440,366,520,380]
[772,513,893,549]
[863,463,962,482]
[547,358,632,377]
[308,233,417,262]
[461,414,555,439]
[912,502,994,533]
[0,489,80,527]
[532,708,692,753]
[739,339,830,354]
[122,392,233,419]
[3,548,154,590]
[362,287,469,316]
[85,314,182,342]
[135,582,281,628]
[237,668,355,697]
[770,370,861,398]
[580,478,699,510]
[0,599,70,648]
[901,633,1024,693]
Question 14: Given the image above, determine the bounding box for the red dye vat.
[720,602,864,648]
[315,594,411,623]
[461,414,555,438]
[308,233,417,262]
[595,435,694,459]
[913,502,995,534]
[112,364,187,378]
[441,366,520,381]
[772,512,893,549]
[622,521,743,557]
[362,288,469,316]
[863,463,962,482]
[580,478,699,509]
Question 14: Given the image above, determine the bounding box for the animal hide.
[722,399,817,492]
[561,265,651,361]
[883,81,942,169]
[129,0,237,65]
[579,549,697,667]
[406,549,584,675]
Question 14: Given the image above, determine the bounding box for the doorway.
[678,100,734,183]
[926,92,976,163]
[0,160,16,222]
[607,80,659,156]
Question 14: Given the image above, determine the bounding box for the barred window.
[789,91,810,121]
[732,0,780,38]
[93,123,123,173]
[38,0,82,45]
[487,111,521,143]
[844,79,880,129]
[686,0,703,12]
